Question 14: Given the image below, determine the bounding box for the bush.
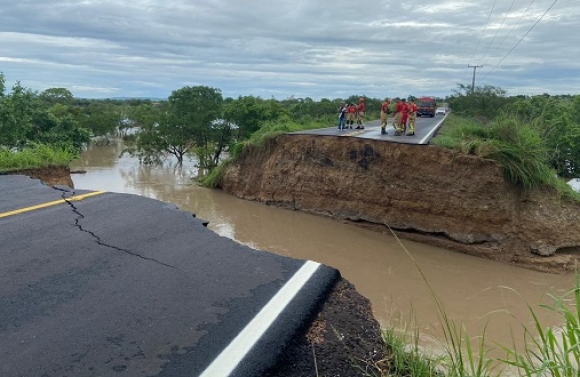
[433,114,580,201]
[0,144,78,172]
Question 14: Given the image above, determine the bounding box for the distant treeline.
[1,72,578,178]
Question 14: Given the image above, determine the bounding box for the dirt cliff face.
[11,167,74,188]
[222,135,580,273]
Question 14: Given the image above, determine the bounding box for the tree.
[0,81,36,148]
[132,86,223,166]
[40,88,74,105]
[223,96,274,140]
[0,73,5,97]
[446,84,510,121]
[78,102,121,141]
[29,110,90,150]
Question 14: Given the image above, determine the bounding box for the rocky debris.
[222,135,580,273]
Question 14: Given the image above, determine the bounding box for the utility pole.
[468,65,482,94]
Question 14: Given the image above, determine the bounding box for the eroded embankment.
[6,167,74,188]
[222,134,580,273]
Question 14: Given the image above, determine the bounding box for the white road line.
[419,113,449,145]
[199,260,321,377]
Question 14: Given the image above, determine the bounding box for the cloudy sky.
[0,0,578,100]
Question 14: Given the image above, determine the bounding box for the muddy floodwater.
[71,141,573,361]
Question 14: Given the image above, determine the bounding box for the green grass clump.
[243,117,330,147]
[432,114,580,201]
[381,314,443,377]
[199,162,225,188]
[501,274,580,377]
[0,144,78,172]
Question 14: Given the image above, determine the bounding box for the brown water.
[71,141,573,360]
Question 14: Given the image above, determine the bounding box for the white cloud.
[0,0,577,99]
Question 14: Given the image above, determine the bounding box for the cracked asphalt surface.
[0,175,339,377]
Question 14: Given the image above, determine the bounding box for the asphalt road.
[0,175,339,377]
[293,113,449,144]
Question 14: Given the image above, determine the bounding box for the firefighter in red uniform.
[356,97,366,129]
[401,98,409,135]
[380,98,390,134]
[347,103,356,129]
[393,98,404,136]
[407,98,418,136]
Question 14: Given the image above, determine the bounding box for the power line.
[481,0,536,68]
[478,0,517,66]
[480,0,559,82]
[469,0,498,66]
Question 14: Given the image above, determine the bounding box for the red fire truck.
[417,96,436,117]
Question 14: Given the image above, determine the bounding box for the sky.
[0,0,578,100]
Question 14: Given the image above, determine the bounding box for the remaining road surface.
[293,113,448,145]
[0,175,339,377]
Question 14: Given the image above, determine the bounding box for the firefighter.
[356,97,366,129]
[401,98,408,134]
[380,98,390,134]
[347,103,356,129]
[393,98,404,136]
[407,98,418,136]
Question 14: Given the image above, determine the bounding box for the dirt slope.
[222,135,580,273]
[7,167,74,188]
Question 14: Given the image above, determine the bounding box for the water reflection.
[71,141,573,360]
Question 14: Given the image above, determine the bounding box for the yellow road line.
[0,191,105,219]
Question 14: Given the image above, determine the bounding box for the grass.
[377,225,498,377]
[432,114,580,202]
[374,226,580,377]
[501,274,580,377]
[199,117,330,188]
[381,311,443,377]
[0,144,78,172]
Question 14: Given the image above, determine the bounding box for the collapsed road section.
[0,175,339,377]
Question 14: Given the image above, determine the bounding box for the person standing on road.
[407,99,418,136]
[356,97,366,129]
[337,103,348,130]
[347,103,356,129]
[380,98,390,135]
[393,98,403,136]
[401,98,409,135]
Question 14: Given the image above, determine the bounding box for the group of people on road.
[338,97,418,136]
[337,98,366,131]
[382,97,418,136]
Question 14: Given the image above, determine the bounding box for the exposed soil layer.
[266,279,388,377]
[222,135,580,273]
[8,167,74,188]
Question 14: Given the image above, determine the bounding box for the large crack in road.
[59,190,176,269]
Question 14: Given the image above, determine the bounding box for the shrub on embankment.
[199,117,329,188]
[432,114,580,202]
[0,144,78,172]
